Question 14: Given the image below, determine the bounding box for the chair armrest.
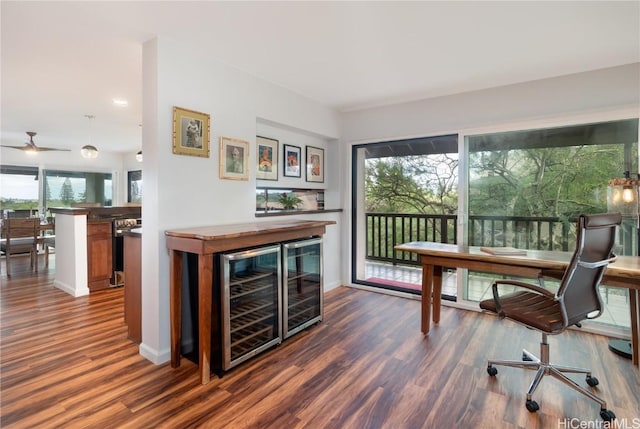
[491,279,555,318]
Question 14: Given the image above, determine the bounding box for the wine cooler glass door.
[222,245,282,369]
[283,238,323,338]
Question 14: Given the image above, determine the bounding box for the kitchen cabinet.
[87,220,112,291]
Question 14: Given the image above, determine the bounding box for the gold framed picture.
[172,106,210,157]
[220,137,249,180]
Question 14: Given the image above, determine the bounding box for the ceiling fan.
[1,131,71,153]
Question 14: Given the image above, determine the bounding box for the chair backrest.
[557,213,621,327]
[2,218,39,242]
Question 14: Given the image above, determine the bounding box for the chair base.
[608,339,632,359]
[486,333,615,421]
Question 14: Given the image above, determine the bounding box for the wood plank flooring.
[1,255,639,428]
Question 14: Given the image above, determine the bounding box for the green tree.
[469,144,625,217]
[365,154,458,214]
[59,178,75,205]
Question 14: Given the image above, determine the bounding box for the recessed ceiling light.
[113,99,128,107]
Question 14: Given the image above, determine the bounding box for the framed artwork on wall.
[283,144,301,178]
[256,136,278,181]
[220,137,249,180]
[305,146,324,183]
[172,106,210,158]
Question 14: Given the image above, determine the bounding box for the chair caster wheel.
[525,400,539,412]
[600,409,615,422]
[586,375,599,387]
[487,366,498,376]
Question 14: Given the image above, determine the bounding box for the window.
[0,165,39,217]
[351,135,459,296]
[350,117,638,333]
[128,170,142,203]
[464,118,638,329]
[43,169,112,210]
[466,119,638,252]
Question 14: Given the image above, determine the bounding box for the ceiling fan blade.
[1,144,71,152]
[33,147,72,152]
[3,132,73,152]
[0,145,32,150]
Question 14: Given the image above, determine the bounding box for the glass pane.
[465,118,638,329]
[44,169,113,210]
[0,166,39,218]
[352,135,459,297]
[128,170,142,203]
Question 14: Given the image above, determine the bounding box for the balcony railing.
[366,213,581,267]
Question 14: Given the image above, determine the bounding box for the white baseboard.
[139,342,171,365]
[53,280,90,297]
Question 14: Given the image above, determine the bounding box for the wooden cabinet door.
[124,234,141,343]
[87,221,112,290]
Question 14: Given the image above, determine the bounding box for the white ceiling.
[1,1,639,155]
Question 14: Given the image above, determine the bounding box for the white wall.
[140,37,343,364]
[341,64,640,144]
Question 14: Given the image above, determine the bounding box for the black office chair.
[479,213,621,422]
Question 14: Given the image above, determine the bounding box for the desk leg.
[421,264,433,334]
[198,254,213,385]
[433,265,442,324]
[630,289,639,367]
[169,249,183,368]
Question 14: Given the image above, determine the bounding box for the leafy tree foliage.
[364,143,635,218]
[469,144,629,217]
[365,154,458,214]
[59,178,75,205]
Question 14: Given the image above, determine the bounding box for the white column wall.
[51,213,89,297]
[140,37,342,364]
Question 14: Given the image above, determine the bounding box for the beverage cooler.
[282,238,323,338]
[218,245,282,372]
[181,238,323,377]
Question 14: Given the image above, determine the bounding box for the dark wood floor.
[1,255,639,428]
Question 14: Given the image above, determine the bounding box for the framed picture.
[219,137,249,180]
[306,146,324,183]
[256,136,278,181]
[172,106,210,157]
[283,144,301,177]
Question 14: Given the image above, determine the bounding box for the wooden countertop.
[49,206,141,219]
[165,219,335,256]
[165,219,335,241]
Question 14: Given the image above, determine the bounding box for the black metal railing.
[366,213,579,267]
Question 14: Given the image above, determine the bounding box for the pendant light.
[81,114,98,159]
[608,171,640,215]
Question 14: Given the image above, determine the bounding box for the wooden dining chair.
[1,218,40,277]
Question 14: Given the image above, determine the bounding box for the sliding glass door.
[351,135,459,296]
[351,117,638,332]
[464,118,638,329]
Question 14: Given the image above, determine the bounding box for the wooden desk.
[394,242,640,367]
[166,219,335,384]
